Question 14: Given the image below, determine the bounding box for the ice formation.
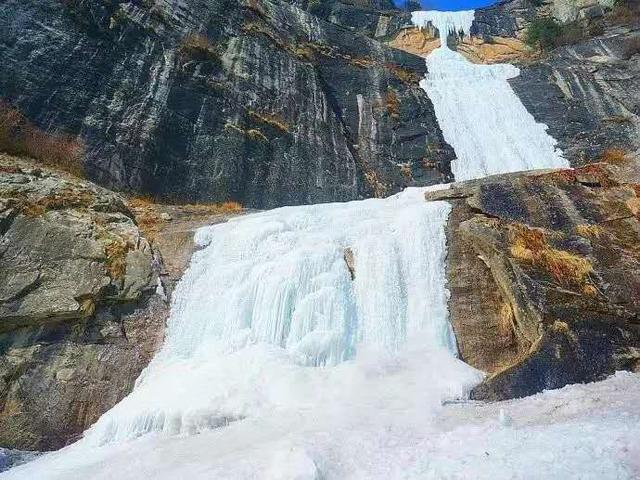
[413,9,569,180]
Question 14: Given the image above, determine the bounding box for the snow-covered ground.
[3,10,636,480]
[4,372,640,479]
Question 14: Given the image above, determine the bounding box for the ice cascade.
[2,10,581,480]
[413,10,569,180]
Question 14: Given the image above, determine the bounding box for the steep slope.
[0,0,453,207]
[0,154,165,450]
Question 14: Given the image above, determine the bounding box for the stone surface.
[0,154,169,450]
[428,164,640,401]
[509,26,640,166]
[0,0,454,208]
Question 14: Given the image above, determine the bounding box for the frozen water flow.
[413,10,569,181]
[412,9,476,44]
[79,189,471,445]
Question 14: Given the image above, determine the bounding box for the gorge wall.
[0,0,454,208]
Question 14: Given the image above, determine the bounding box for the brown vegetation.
[386,64,421,85]
[127,196,243,242]
[385,90,400,119]
[248,110,290,133]
[224,122,268,142]
[0,101,84,176]
[104,239,131,280]
[509,223,593,287]
[363,170,389,198]
[574,223,603,239]
[179,33,218,61]
[600,147,627,164]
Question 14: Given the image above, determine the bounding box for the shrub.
[600,147,627,163]
[0,101,84,176]
[525,18,563,50]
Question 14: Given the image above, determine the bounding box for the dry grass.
[127,196,243,242]
[104,239,130,280]
[600,147,627,164]
[0,101,84,177]
[224,122,268,142]
[21,188,95,217]
[363,170,389,198]
[248,110,290,133]
[386,64,421,85]
[179,33,218,60]
[574,223,604,239]
[385,90,400,119]
[349,57,377,69]
[509,223,593,286]
[546,169,577,184]
[580,163,619,187]
[399,163,413,181]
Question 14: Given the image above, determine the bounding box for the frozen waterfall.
[412,10,569,181]
[2,10,583,480]
[77,187,475,445]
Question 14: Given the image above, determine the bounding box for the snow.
[3,9,637,480]
[4,372,640,479]
[413,10,569,181]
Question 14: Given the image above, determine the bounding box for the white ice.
[72,187,474,446]
[4,9,636,480]
[413,10,569,181]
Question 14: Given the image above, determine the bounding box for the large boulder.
[0,154,166,450]
[428,163,640,401]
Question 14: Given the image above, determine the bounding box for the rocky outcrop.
[0,154,166,450]
[0,0,453,208]
[510,26,640,166]
[429,163,640,401]
[0,154,242,451]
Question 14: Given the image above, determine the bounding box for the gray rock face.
[291,0,405,39]
[510,27,640,165]
[0,155,165,450]
[471,0,536,38]
[0,0,454,208]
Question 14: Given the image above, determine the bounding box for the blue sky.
[394,0,497,10]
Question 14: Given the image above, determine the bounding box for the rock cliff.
[428,163,640,400]
[0,0,453,208]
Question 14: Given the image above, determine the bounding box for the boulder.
[0,154,165,450]
[427,164,640,401]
